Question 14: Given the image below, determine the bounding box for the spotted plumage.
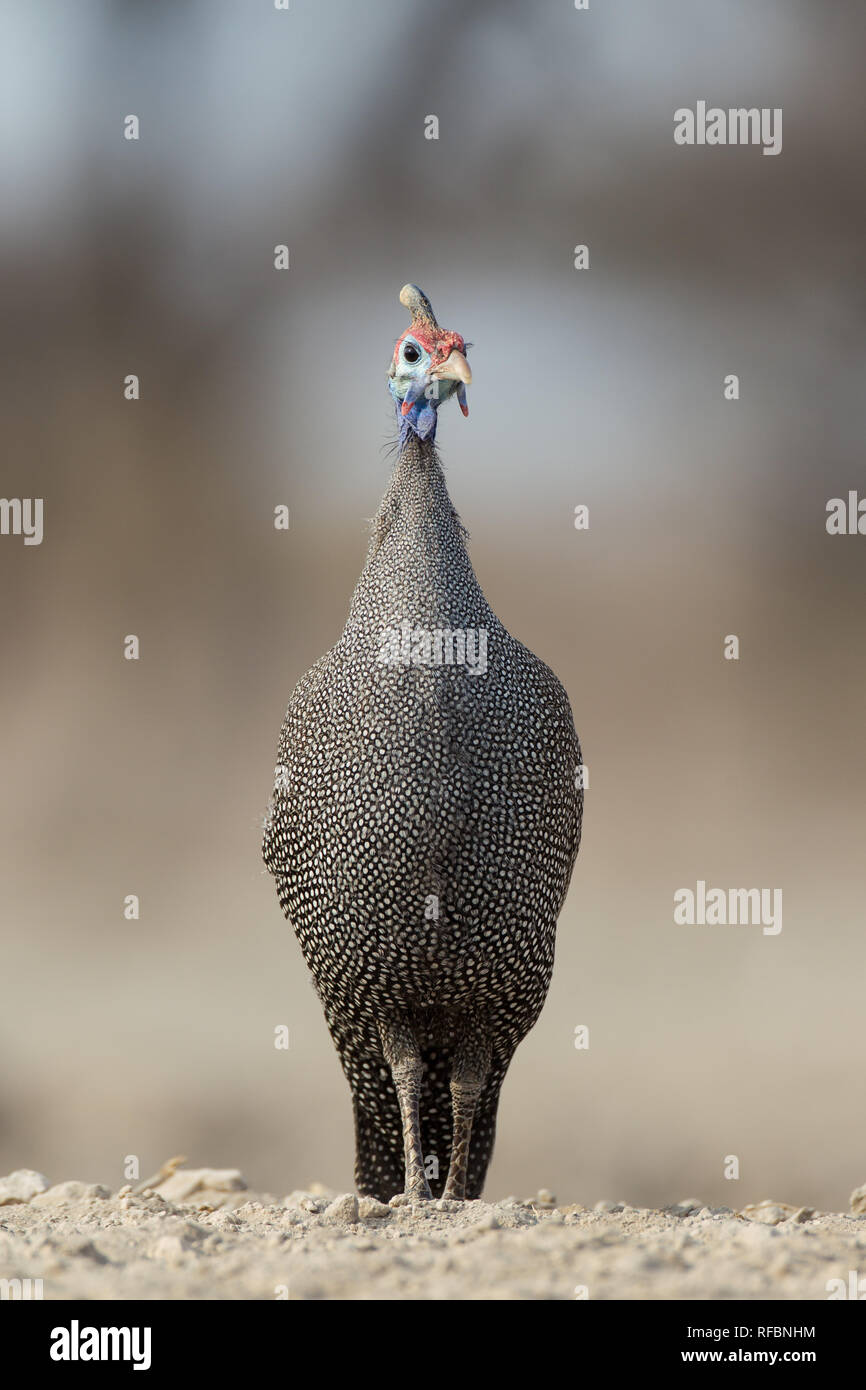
[263,286,582,1201]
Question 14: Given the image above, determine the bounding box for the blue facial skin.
[389,334,459,443]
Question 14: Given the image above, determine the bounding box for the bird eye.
[402,342,421,363]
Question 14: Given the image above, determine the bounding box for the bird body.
[263,287,582,1201]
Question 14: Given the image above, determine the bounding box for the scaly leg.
[378,1016,431,1200]
[442,1022,491,1201]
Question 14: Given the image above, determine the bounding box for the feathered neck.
[341,432,490,639]
[368,435,467,558]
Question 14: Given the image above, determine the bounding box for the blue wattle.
[390,382,440,444]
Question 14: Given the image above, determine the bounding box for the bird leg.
[442,1026,491,1202]
[378,1018,431,1200]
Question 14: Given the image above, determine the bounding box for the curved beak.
[431,349,472,385]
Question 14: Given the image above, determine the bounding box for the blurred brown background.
[2,0,864,1210]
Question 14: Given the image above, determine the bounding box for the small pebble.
[788,1207,815,1224]
[358,1197,391,1220]
[31,1181,111,1207]
[321,1193,359,1225]
[850,1184,866,1216]
[741,1201,797,1226]
[671,1199,704,1216]
[0,1170,49,1205]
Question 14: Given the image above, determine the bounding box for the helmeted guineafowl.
[263,285,582,1202]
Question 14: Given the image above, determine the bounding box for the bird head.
[388,284,471,442]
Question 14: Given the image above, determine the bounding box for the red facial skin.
[393,324,469,418]
[392,325,466,369]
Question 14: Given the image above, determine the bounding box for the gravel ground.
[1,1167,864,1300]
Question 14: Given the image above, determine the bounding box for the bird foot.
[390,1180,432,1206]
[441,1185,466,1203]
